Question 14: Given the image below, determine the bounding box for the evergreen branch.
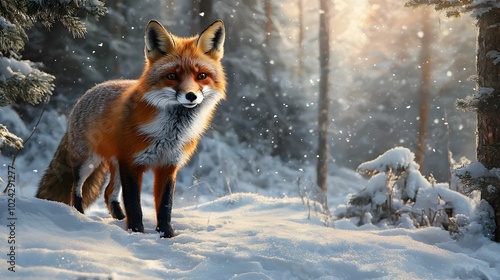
[456,88,500,112]
[0,58,55,106]
[26,0,107,38]
[0,124,23,150]
[59,15,87,38]
[455,96,477,112]
[406,0,500,18]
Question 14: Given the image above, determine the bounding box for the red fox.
[36,20,226,238]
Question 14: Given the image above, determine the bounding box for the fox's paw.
[127,222,145,233]
[110,201,126,220]
[156,224,175,238]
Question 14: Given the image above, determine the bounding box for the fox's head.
[140,20,226,109]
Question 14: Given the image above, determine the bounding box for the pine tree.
[407,0,500,241]
[0,0,106,149]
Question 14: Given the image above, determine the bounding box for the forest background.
[4,0,477,180]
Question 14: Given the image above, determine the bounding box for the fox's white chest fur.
[134,95,219,167]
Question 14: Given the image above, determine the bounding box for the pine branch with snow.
[456,87,500,112]
[454,161,500,194]
[406,0,500,18]
[0,124,23,150]
[0,58,54,106]
[0,0,106,149]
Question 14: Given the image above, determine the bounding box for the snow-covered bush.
[338,147,477,236]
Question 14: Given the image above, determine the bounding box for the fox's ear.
[144,20,175,62]
[197,20,225,60]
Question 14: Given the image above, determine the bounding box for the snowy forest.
[2,0,500,279]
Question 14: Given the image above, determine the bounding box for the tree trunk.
[415,7,432,172]
[263,0,281,157]
[476,8,500,242]
[317,0,331,209]
[297,0,304,82]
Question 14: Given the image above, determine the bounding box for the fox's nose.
[185,92,197,102]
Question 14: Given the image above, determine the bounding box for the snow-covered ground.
[1,106,500,279]
[1,194,499,279]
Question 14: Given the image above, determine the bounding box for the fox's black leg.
[154,166,178,238]
[156,178,176,238]
[119,163,144,233]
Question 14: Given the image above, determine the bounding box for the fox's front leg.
[154,165,178,238]
[119,163,145,233]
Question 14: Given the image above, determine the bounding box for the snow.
[404,169,431,199]
[1,110,500,279]
[349,173,390,206]
[455,161,497,179]
[0,57,33,82]
[357,147,418,175]
[0,16,15,30]
[1,194,499,279]
[487,50,500,65]
[414,183,474,217]
[469,0,500,17]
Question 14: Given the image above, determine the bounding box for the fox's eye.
[166,73,177,80]
[197,73,207,80]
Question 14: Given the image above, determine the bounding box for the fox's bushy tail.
[36,132,108,209]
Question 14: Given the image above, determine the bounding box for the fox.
[36,19,226,238]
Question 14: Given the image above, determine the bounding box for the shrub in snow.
[339,147,477,236]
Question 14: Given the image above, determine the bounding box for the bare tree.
[317,0,331,209]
